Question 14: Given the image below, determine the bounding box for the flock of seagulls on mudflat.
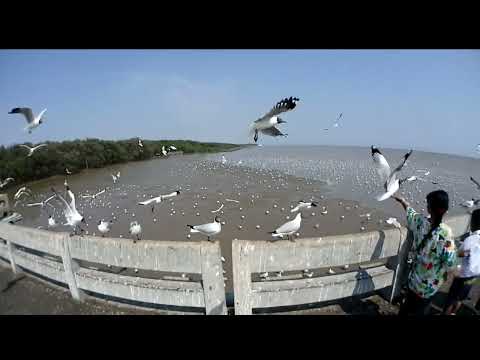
[2,97,480,246]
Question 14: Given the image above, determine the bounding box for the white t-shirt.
[459,230,480,278]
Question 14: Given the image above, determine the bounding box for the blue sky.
[0,50,479,156]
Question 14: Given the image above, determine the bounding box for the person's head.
[426,190,449,221]
[470,209,480,232]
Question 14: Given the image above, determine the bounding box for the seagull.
[269,212,302,241]
[324,113,343,131]
[8,107,47,133]
[291,200,318,213]
[470,177,480,191]
[14,187,32,201]
[138,138,144,148]
[65,168,72,175]
[47,216,57,228]
[371,146,413,201]
[111,172,120,183]
[161,146,167,156]
[0,178,14,189]
[138,190,180,212]
[51,186,85,235]
[81,188,106,201]
[221,155,227,164]
[129,221,142,242]
[386,217,401,228]
[26,194,56,209]
[460,199,480,208]
[19,143,47,157]
[211,204,224,213]
[250,97,299,143]
[169,145,177,151]
[97,220,112,237]
[187,216,222,241]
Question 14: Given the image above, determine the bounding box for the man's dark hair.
[426,190,449,212]
[471,209,480,231]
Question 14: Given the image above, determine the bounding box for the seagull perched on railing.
[138,190,180,212]
[187,216,222,241]
[269,213,302,241]
[0,177,14,189]
[291,200,318,213]
[250,97,299,143]
[8,107,47,133]
[371,146,413,201]
[19,143,47,157]
[129,221,142,242]
[51,186,85,235]
[97,219,113,237]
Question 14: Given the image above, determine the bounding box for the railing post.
[61,234,84,302]
[200,241,227,315]
[6,239,20,275]
[232,240,253,315]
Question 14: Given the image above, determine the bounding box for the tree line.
[0,138,244,189]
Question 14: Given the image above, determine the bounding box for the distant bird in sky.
[52,186,85,234]
[187,216,222,241]
[129,221,142,242]
[138,190,180,212]
[8,107,47,134]
[81,188,107,201]
[324,113,343,131]
[269,212,302,241]
[371,146,413,201]
[250,96,299,143]
[470,176,480,191]
[19,143,47,157]
[291,200,318,213]
[0,177,14,189]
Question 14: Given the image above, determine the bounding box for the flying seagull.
[81,188,107,201]
[14,187,32,201]
[65,168,72,175]
[138,138,144,148]
[470,177,480,191]
[371,146,413,201]
[19,143,47,157]
[26,194,56,209]
[161,146,168,156]
[324,113,343,131]
[291,200,318,213]
[0,177,14,189]
[51,186,85,235]
[169,145,177,151]
[8,107,47,133]
[250,97,299,143]
[187,216,222,241]
[269,212,302,241]
[138,190,180,212]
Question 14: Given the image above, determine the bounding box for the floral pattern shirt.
[406,207,456,299]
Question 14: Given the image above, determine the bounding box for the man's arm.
[393,196,410,212]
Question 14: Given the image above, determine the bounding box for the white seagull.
[291,200,318,213]
[51,186,85,234]
[169,145,177,151]
[138,138,144,148]
[187,216,222,241]
[371,146,413,201]
[97,220,112,237]
[19,143,47,157]
[129,221,142,242]
[8,107,47,134]
[65,168,72,175]
[0,177,14,189]
[269,212,302,241]
[324,113,343,131]
[82,188,107,201]
[250,96,299,143]
[111,172,120,184]
[26,194,56,209]
[14,187,32,201]
[47,216,57,228]
[461,199,480,208]
[161,146,168,156]
[138,190,181,212]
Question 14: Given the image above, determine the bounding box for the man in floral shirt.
[394,190,456,315]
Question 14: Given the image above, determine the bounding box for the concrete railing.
[232,213,471,315]
[0,213,471,315]
[0,223,227,315]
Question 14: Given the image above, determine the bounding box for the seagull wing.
[191,222,216,233]
[255,97,299,123]
[36,108,47,120]
[275,218,297,234]
[67,188,77,212]
[95,188,106,197]
[26,203,43,207]
[371,147,391,183]
[260,126,287,137]
[52,188,73,214]
[9,107,34,123]
[389,150,413,182]
[19,144,32,151]
[138,198,158,206]
[470,176,480,189]
[33,144,47,151]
